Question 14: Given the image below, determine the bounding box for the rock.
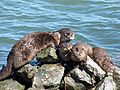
[1,45,120,90]
[63,75,86,90]
[15,64,38,78]
[86,56,106,79]
[32,73,44,90]
[36,47,60,64]
[113,66,120,90]
[33,64,64,89]
[27,88,38,90]
[27,87,44,90]
[70,68,96,85]
[0,79,25,90]
[59,56,107,90]
[13,64,38,84]
[95,76,116,90]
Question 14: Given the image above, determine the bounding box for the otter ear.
[52,32,61,40]
[52,32,61,45]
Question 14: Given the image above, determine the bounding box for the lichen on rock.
[33,64,64,89]
[36,47,59,64]
[0,79,25,90]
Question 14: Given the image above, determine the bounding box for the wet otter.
[56,28,75,62]
[71,42,115,73]
[57,42,72,62]
[57,28,75,43]
[93,47,115,73]
[71,42,93,62]
[0,28,75,81]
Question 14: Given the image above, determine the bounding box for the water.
[0,0,120,68]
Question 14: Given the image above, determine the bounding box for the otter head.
[71,43,88,62]
[57,28,75,43]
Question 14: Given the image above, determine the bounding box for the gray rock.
[16,64,38,79]
[32,72,44,89]
[95,76,116,90]
[64,75,86,90]
[33,64,64,89]
[86,56,106,79]
[0,79,25,90]
[14,64,38,84]
[70,68,96,85]
[113,66,120,90]
[27,87,44,90]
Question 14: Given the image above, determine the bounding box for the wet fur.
[0,32,61,81]
[71,42,93,62]
[71,42,115,73]
[56,42,73,66]
[93,47,115,73]
[58,28,75,43]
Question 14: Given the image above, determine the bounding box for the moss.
[36,47,59,64]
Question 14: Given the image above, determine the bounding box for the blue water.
[0,0,120,68]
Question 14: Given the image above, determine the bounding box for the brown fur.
[0,32,61,81]
[59,42,72,53]
[0,28,75,81]
[70,42,115,73]
[56,28,75,62]
[58,42,73,62]
[58,28,75,43]
[93,47,115,73]
[71,43,93,62]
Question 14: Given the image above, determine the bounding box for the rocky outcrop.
[0,47,120,90]
[33,64,64,89]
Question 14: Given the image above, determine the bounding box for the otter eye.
[82,48,84,50]
[76,47,79,52]
[66,33,70,36]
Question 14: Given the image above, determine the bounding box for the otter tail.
[0,65,12,81]
[0,51,13,81]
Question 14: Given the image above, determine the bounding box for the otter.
[71,42,93,62]
[0,28,75,81]
[92,47,115,73]
[57,28,75,43]
[57,42,72,62]
[56,28,75,62]
[70,42,115,73]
